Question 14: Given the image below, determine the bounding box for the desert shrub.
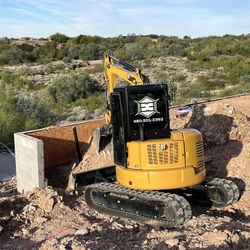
[32,41,58,62]
[125,37,152,60]
[168,82,177,101]
[73,93,105,112]
[16,94,56,127]
[166,43,187,57]
[48,73,103,103]
[84,64,103,74]
[154,73,177,101]
[0,45,25,64]
[79,43,101,60]
[0,88,55,147]
[0,55,9,65]
[0,93,26,147]
[126,43,144,60]
[240,75,250,84]
[219,83,250,97]
[50,33,69,43]
[113,48,129,61]
[0,70,32,89]
[159,37,188,57]
[197,75,225,91]
[178,83,212,99]
[173,73,186,82]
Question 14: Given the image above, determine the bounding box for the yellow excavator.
[75,55,240,228]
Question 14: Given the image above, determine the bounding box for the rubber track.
[84,182,192,228]
[205,177,240,207]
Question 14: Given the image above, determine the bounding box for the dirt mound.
[74,132,114,174]
[1,178,250,249]
[170,103,250,145]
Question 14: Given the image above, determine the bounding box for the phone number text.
[133,117,164,123]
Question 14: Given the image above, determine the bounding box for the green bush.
[178,83,212,99]
[32,41,57,62]
[50,33,69,43]
[84,64,103,74]
[0,89,52,147]
[126,43,144,60]
[240,75,250,84]
[196,75,226,91]
[0,34,249,68]
[0,45,25,64]
[16,94,56,127]
[48,73,103,103]
[79,43,101,60]
[173,73,186,82]
[219,83,250,97]
[0,70,32,89]
[73,93,105,112]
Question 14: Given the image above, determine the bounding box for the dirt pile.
[170,103,250,145]
[74,131,114,174]
[1,178,249,249]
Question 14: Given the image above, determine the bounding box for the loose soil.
[0,95,250,249]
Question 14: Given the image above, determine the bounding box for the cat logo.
[135,96,160,118]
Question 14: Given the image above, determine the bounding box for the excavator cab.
[111,84,171,167]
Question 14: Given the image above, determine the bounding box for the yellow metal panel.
[180,129,205,171]
[116,165,205,190]
[170,130,184,140]
[123,129,206,190]
[127,137,185,170]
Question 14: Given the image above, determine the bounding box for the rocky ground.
[1,96,250,249]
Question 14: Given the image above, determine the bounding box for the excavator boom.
[104,55,149,123]
[104,55,149,93]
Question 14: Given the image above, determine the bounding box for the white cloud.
[0,0,250,38]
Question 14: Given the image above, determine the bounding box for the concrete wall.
[15,133,45,193]
[15,118,105,193]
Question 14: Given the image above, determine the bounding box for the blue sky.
[0,0,250,38]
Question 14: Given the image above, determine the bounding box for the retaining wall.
[14,119,105,193]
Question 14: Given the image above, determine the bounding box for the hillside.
[0,33,250,249]
[0,33,250,148]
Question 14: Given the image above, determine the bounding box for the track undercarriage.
[84,177,240,228]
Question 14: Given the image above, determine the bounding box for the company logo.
[135,96,160,118]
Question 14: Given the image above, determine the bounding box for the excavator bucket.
[72,125,114,182]
[91,124,112,153]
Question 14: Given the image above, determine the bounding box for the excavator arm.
[104,55,149,123]
[88,55,150,152]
